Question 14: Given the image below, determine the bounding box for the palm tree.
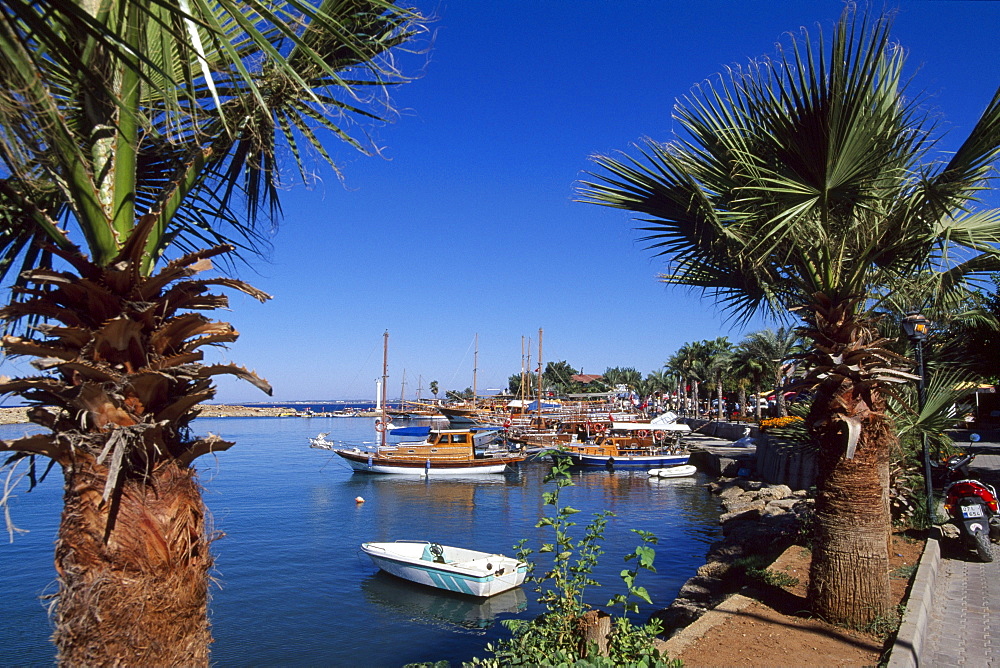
[645,368,674,411]
[665,351,691,413]
[701,336,733,420]
[732,338,770,421]
[0,2,427,664]
[579,8,1000,626]
[741,328,803,417]
[669,343,704,415]
[430,380,440,400]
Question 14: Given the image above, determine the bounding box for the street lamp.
[902,311,933,523]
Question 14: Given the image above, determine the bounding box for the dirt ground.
[670,533,925,667]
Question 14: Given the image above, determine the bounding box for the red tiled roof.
[571,374,603,384]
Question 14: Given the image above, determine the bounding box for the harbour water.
[0,416,723,666]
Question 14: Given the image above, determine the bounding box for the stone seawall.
[0,407,29,425]
[0,404,309,425]
[653,477,812,638]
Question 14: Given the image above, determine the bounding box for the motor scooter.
[940,447,1000,562]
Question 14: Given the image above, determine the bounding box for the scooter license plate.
[961,505,985,519]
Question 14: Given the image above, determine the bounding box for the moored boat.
[313,427,526,475]
[360,540,528,597]
[551,420,691,469]
[648,464,698,478]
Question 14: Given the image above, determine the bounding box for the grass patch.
[733,554,801,589]
[890,564,917,580]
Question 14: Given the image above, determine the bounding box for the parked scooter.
[940,442,1000,562]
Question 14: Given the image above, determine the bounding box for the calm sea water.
[0,417,722,667]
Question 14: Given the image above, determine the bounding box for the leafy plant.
[466,460,677,666]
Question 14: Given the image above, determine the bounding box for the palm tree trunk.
[716,373,725,420]
[54,453,212,667]
[775,373,788,417]
[807,388,893,626]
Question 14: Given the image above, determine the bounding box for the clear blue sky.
[151,2,1000,402]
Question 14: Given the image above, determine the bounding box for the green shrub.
[465,460,679,667]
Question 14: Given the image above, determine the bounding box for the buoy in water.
[355,496,365,504]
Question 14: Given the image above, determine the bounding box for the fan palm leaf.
[579,7,1000,626]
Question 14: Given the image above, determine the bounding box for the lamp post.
[902,311,933,522]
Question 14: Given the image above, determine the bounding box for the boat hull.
[648,464,698,478]
[559,450,690,469]
[361,541,527,597]
[335,448,523,475]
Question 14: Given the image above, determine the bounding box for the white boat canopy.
[611,422,691,432]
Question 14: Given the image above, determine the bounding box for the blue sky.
[185,2,1000,402]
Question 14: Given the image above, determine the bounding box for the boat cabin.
[382,428,515,460]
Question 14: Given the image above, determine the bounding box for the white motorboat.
[647,464,698,478]
[308,432,335,449]
[360,540,528,597]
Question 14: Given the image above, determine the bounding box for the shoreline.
[0,406,29,425]
[0,404,321,425]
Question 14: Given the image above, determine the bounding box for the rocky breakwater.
[652,477,813,636]
[0,406,29,425]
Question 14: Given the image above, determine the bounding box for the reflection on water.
[360,571,528,632]
[1,417,723,667]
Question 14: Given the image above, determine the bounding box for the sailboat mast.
[520,336,526,409]
[381,330,389,447]
[400,369,406,409]
[536,328,543,427]
[472,333,478,405]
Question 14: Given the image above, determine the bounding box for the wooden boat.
[317,428,526,475]
[360,540,528,597]
[648,464,698,478]
[552,421,691,469]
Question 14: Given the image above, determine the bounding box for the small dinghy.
[360,541,528,598]
[647,464,698,478]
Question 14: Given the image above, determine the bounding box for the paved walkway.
[919,443,1000,667]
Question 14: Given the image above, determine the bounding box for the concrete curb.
[886,532,941,668]
[657,593,756,659]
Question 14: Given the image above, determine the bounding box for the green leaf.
[632,586,653,605]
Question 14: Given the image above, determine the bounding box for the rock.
[696,561,731,579]
[706,541,748,563]
[765,498,799,511]
[759,484,793,500]
[718,485,746,501]
[737,479,764,492]
[722,496,766,515]
[678,575,725,602]
[677,582,713,603]
[720,503,765,525]
[650,602,706,637]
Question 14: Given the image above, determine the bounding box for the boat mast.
[536,328,543,427]
[472,333,478,406]
[400,368,406,410]
[520,336,527,410]
[381,330,389,447]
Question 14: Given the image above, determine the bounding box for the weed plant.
[465,460,679,667]
[732,554,800,589]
